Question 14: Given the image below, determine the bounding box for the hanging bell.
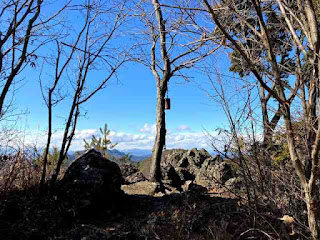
[165,98,171,110]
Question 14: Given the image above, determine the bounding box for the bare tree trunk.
[51,87,79,185]
[283,105,320,239]
[260,85,272,146]
[149,0,170,184]
[260,94,282,148]
[150,82,167,182]
[40,39,79,189]
[144,0,215,183]
[261,102,271,145]
[39,92,52,189]
[305,186,319,240]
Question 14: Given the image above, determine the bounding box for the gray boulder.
[160,149,188,167]
[196,157,234,187]
[161,164,183,190]
[60,149,124,216]
[120,163,146,184]
[185,148,212,167]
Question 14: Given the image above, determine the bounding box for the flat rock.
[121,181,160,196]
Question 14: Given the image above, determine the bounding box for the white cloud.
[166,132,210,149]
[73,129,97,140]
[176,125,191,132]
[23,123,216,152]
[139,123,156,134]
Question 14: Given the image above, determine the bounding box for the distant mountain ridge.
[68,149,151,162]
[67,148,216,163]
[111,149,152,162]
[122,149,152,157]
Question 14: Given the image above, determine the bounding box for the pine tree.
[83,124,117,158]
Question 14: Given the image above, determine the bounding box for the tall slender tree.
[133,0,220,183]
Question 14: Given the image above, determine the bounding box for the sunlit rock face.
[161,148,234,189]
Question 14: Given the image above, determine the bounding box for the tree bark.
[305,188,319,240]
[40,91,52,190]
[149,82,167,182]
[51,84,80,185]
[260,90,271,146]
[149,0,170,184]
[283,105,320,239]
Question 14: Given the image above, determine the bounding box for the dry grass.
[0,152,41,193]
[0,144,313,239]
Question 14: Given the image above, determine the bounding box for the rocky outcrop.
[120,163,146,184]
[161,148,234,189]
[60,149,124,216]
[225,176,243,190]
[196,157,233,187]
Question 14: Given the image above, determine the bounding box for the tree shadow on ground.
[0,186,286,240]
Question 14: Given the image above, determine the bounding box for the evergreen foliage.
[221,1,295,79]
[83,124,117,158]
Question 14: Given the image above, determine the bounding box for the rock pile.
[60,148,237,200]
[161,148,234,189]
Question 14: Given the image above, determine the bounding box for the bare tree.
[38,0,129,186]
[0,0,42,119]
[132,0,220,183]
[202,68,260,205]
[0,0,69,119]
[39,36,80,188]
[198,0,320,238]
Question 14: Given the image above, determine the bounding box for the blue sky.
[1,0,250,152]
[12,52,236,151]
